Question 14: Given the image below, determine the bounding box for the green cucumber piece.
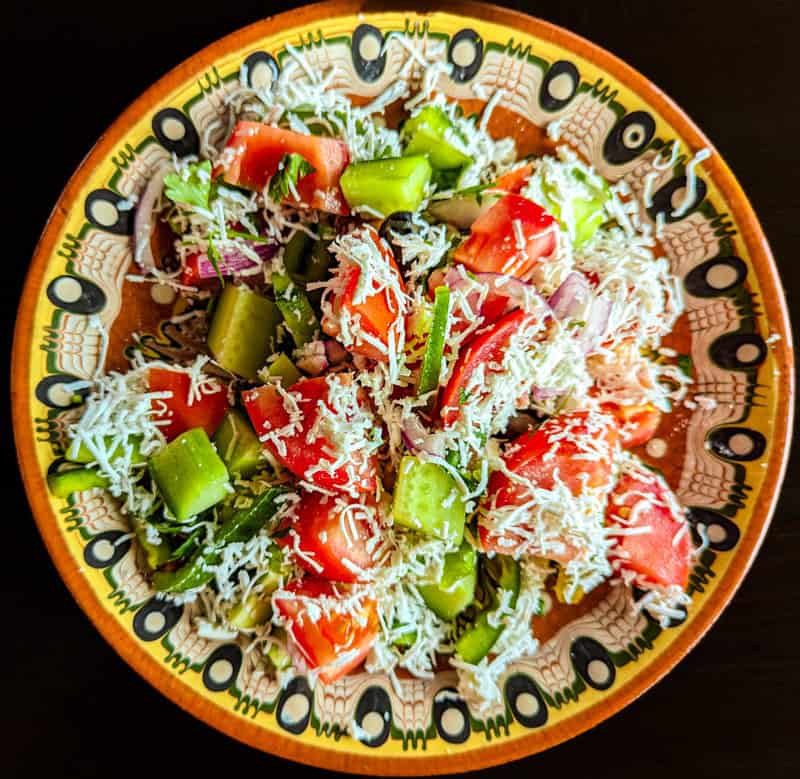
[148,428,231,522]
[402,106,472,171]
[227,569,282,628]
[208,284,281,380]
[539,167,611,247]
[66,435,145,466]
[340,156,432,217]
[130,515,171,570]
[47,465,109,498]
[455,555,520,663]
[419,541,477,620]
[417,285,450,395]
[268,353,302,386]
[283,230,313,277]
[427,188,501,230]
[273,273,319,347]
[213,408,263,478]
[392,455,466,544]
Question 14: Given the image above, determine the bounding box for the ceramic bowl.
[12,2,794,774]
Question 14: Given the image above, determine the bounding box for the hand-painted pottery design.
[12,3,793,774]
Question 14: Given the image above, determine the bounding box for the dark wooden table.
[4,1,798,776]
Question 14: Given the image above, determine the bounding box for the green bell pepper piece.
[148,428,231,523]
[283,230,313,277]
[213,408,263,478]
[152,487,283,593]
[455,555,520,664]
[402,106,472,171]
[419,541,477,620]
[130,515,171,571]
[208,284,281,380]
[392,455,466,544]
[47,465,109,498]
[66,434,145,466]
[340,156,432,217]
[268,353,302,386]
[273,273,319,347]
[417,285,450,395]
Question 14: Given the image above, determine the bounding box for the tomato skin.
[216,122,350,214]
[439,309,540,426]
[606,459,691,589]
[277,491,378,582]
[494,162,534,194]
[148,368,228,441]
[601,402,662,448]
[453,194,557,279]
[479,410,619,559]
[322,228,405,362]
[242,377,377,494]
[273,578,379,683]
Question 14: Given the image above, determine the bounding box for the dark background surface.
[3,1,798,776]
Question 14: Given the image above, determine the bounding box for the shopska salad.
[48,43,699,708]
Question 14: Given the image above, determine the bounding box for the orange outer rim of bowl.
[11,1,795,774]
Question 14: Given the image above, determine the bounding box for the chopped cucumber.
[130,515,171,570]
[268,353,302,386]
[273,273,319,347]
[47,465,109,498]
[148,428,231,522]
[208,284,281,380]
[427,187,501,230]
[66,434,145,466]
[417,285,450,395]
[283,230,313,277]
[455,555,520,663]
[213,408,263,478]
[402,106,472,171]
[340,156,432,217]
[419,541,477,620]
[228,569,283,628]
[392,455,466,544]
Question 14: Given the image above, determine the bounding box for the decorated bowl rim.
[11,1,795,774]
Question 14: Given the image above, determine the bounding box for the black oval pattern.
[687,507,740,552]
[448,29,484,83]
[539,60,580,112]
[684,256,748,297]
[648,175,708,223]
[46,275,106,315]
[84,531,131,569]
[433,688,471,743]
[352,24,386,83]
[151,108,200,157]
[133,598,183,641]
[709,333,767,371]
[276,677,313,735]
[35,374,90,409]
[708,427,766,462]
[604,111,656,165]
[353,686,392,747]
[202,644,242,692]
[84,189,134,235]
[242,51,280,90]
[570,637,616,690]
[505,674,548,728]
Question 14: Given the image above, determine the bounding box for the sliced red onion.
[133,166,169,270]
[547,272,592,320]
[296,341,329,376]
[531,386,559,401]
[400,415,445,457]
[548,272,611,353]
[470,272,548,314]
[192,242,277,280]
[324,339,349,365]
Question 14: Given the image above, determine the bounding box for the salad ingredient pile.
[50,42,700,708]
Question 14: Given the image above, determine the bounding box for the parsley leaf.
[268,153,315,203]
[163,160,213,209]
[206,236,224,285]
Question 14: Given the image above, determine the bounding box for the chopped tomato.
[321,227,406,362]
[277,491,379,582]
[439,309,543,426]
[273,578,379,684]
[148,367,228,441]
[242,376,377,494]
[494,162,534,194]
[606,459,692,589]
[216,122,350,215]
[602,402,662,448]
[479,410,619,559]
[453,194,557,279]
